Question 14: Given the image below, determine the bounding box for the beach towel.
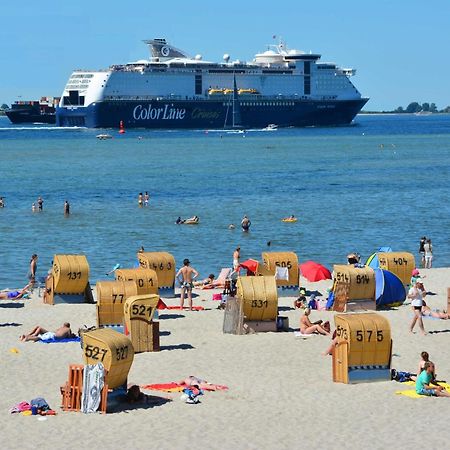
[294,331,316,338]
[81,363,104,413]
[10,401,31,414]
[141,381,228,393]
[275,266,289,281]
[395,382,450,398]
[39,336,81,344]
[165,305,205,311]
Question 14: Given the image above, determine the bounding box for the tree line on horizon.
[364,102,450,114]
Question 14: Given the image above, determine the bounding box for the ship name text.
[133,104,186,121]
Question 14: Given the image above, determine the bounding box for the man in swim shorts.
[416,362,450,397]
[176,259,199,310]
[20,322,74,342]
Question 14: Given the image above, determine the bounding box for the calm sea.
[0,114,449,287]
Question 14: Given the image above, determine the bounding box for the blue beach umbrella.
[375,268,406,307]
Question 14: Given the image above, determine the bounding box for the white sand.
[1,267,450,449]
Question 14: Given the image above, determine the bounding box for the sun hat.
[415,278,423,284]
[412,268,420,276]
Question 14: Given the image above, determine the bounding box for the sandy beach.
[1,267,450,449]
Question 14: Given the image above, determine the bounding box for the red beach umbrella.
[238,259,259,275]
[299,261,332,282]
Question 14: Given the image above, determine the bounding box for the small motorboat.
[282,216,298,223]
[96,134,112,140]
[263,124,278,131]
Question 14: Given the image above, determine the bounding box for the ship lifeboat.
[208,88,225,95]
[238,88,260,95]
[223,89,234,95]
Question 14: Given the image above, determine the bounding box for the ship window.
[304,61,311,75]
[304,77,311,95]
[195,75,202,95]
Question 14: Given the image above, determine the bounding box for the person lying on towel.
[193,274,215,287]
[0,283,32,300]
[20,322,75,342]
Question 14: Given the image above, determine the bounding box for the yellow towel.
[396,382,450,398]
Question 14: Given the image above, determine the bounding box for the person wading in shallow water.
[241,215,251,232]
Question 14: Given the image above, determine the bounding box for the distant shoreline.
[359,111,449,116]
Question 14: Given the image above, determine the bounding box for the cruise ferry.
[56,38,368,129]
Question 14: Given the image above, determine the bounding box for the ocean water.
[0,114,449,287]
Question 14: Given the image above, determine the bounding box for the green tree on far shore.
[406,102,422,113]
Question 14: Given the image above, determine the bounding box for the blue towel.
[39,336,81,344]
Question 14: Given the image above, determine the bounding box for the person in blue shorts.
[416,362,450,397]
[0,283,32,300]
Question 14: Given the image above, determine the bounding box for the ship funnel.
[143,38,189,60]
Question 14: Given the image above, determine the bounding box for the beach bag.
[212,293,222,301]
[308,299,317,309]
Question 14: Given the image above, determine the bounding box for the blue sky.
[1,0,449,110]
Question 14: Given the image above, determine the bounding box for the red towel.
[141,382,228,392]
[165,305,205,311]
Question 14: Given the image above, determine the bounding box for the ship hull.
[5,109,56,124]
[56,98,368,128]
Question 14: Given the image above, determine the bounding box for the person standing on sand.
[176,258,198,310]
[241,215,251,232]
[37,196,44,211]
[419,236,426,268]
[28,254,38,283]
[424,238,433,268]
[64,200,70,215]
[408,279,426,335]
[233,247,240,270]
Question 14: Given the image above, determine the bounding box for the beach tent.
[366,246,393,269]
[375,268,406,307]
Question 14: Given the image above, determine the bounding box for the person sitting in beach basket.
[0,283,32,300]
[20,322,75,342]
[300,308,330,336]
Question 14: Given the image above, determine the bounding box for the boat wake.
[0,126,86,132]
